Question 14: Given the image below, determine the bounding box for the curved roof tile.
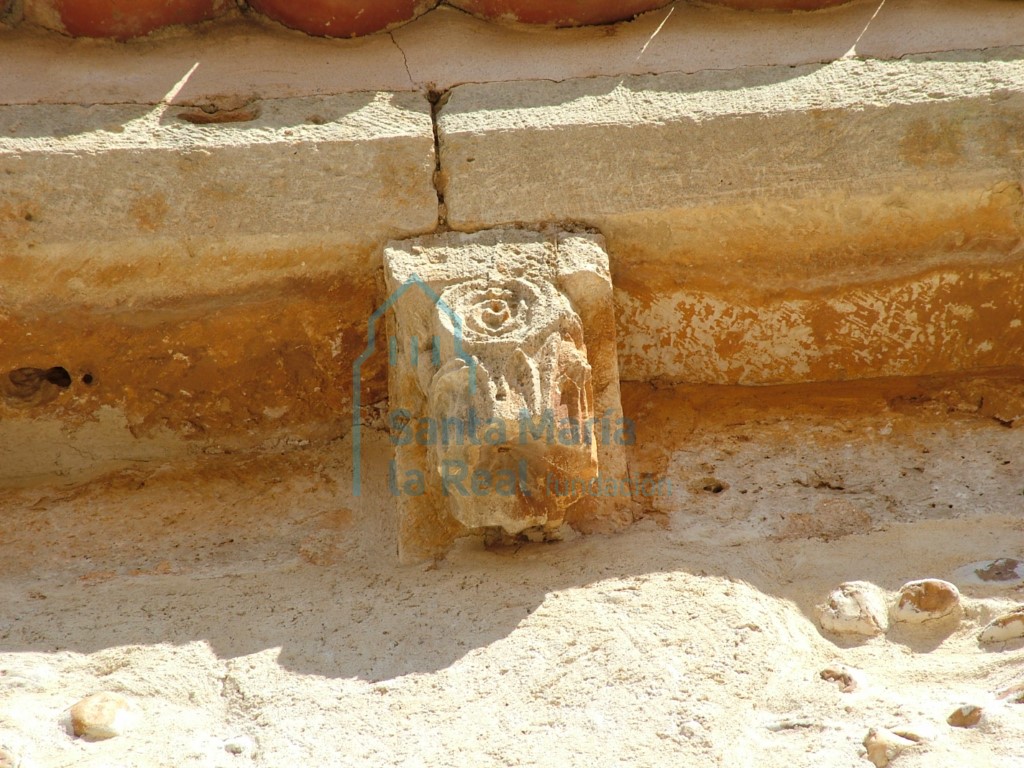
[11,0,854,39]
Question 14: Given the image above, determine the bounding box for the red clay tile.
[30,0,228,38]
[248,0,439,37]
[699,0,853,9]
[448,0,673,26]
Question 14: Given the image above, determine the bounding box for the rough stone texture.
[938,380,1024,428]
[774,498,872,542]
[0,92,435,475]
[819,664,862,692]
[0,375,1023,765]
[1,3,1022,478]
[439,51,1024,384]
[223,734,257,756]
[384,229,634,561]
[69,691,141,740]
[0,93,435,305]
[998,683,1024,704]
[816,581,888,637]
[891,578,960,624]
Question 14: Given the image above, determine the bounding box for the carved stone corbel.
[383,228,636,561]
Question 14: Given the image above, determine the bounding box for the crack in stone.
[388,31,414,88]
[427,88,450,231]
[387,29,452,234]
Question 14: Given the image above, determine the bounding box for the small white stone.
[892,579,960,624]
[69,692,141,741]
[223,734,256,757]
[818,581,888,637]
[978,605,1024,644]
[679,720,703,739]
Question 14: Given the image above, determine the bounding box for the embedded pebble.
[863,727,918,767]
[0,747,15,768]
[820,664,863,692]
[947,704,983,728]
[69,692,141,740]
[817,581,888,636]
[978,605,1024,644]
[679,720,704,739]
[892,579,960,624]
[952,558,1024,589]
[223,734,256,756]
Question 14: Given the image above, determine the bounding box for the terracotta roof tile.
[13,0,855,39]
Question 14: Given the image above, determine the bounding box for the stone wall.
[1,0,1022,481]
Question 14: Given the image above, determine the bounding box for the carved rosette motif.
[426,276,598,533]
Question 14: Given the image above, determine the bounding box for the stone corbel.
[383,228,637,562]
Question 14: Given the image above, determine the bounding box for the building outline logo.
[351,274,477,497]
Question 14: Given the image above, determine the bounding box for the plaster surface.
[3,1,1024,104]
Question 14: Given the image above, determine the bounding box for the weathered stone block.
[383,229,635,561]
[439,52,1024,384]
[0,92,436,478]
[0,92,437,310]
